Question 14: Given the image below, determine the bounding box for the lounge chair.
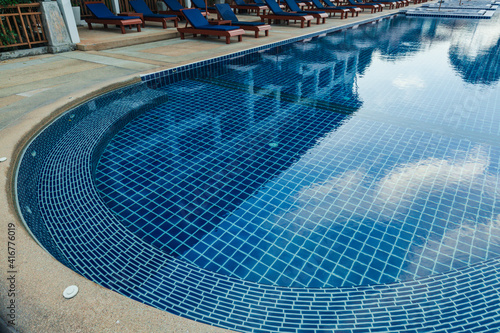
[295,0,313,10]
[369,0,406,8]
[231,0,268,15]
[215,3,271,37]
[253,0,286,9]
[369,0,397,9]
[259,0,314,28]
[177,8,245,43]
[347,0,383,13]
[255,0,285,8]
[129,0,179,28]
[84,2,143,34]
[191,0,217,13]
[351,0,388,9]
[282,0,328,23]
[160,0,208,18]
[320,0,362,16]
[308,0,352,18]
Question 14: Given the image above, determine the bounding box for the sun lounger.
[231,0,268,15]
[347,0,383,13]
[282,0,328,23]
[259,0,314,28]
[215,3,271,37]
[308,0,353,18]
[160,0,208,18]
[351,0,387,9]
[177,8,246,43]
[294,0,313,10]
[321,0,362,16]
[129,0,178,28]
[255,0,286,9]
[369,0,406,8]
[191,0,217,13]
[84,1,143,34]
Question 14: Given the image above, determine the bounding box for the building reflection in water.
[96,14,500,288]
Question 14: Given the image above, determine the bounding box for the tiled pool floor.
[96,14,500,290]
[15,10,500,333]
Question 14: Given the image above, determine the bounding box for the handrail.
[0,3,47,49]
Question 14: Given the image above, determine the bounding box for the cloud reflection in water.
[288,144,500,285]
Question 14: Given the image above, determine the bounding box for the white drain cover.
[63,285,79,299]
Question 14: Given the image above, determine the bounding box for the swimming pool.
[17,12,500,332]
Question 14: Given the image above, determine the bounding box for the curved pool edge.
[9,9,404,282]
[1,75,235,333]
[13,19,500,332]
[0,6,447,333]
[9,76,143,253]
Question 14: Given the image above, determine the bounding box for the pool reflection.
[96,14,500,288]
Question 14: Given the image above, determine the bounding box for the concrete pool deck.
[0,6,420,333]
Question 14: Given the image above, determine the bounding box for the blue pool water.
[16,11,500,333]
[96,14,500,289]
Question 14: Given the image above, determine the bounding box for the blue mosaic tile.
[15,10,500,333]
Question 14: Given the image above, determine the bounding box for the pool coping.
[140,12,398,86]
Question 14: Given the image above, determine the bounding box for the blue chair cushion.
[215,3,239,22]
[192,0,216,10]
[234,0,262,6]
[129,0,154,15]
[197,24,241,31]
[284,0,301,11]
[263,0,285,13]
[183,8,240,30]
[311,0,326,8]
[183,8,209,28]
[234,21,266,26]
[164,0,184,11]
[86,2,141,19]
[86,3,116,18]
[216,4,266,25]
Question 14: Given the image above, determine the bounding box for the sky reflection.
[97,14,500,288]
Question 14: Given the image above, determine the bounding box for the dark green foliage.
[0,27,17,46]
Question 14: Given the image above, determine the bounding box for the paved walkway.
[0,6,415,333]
